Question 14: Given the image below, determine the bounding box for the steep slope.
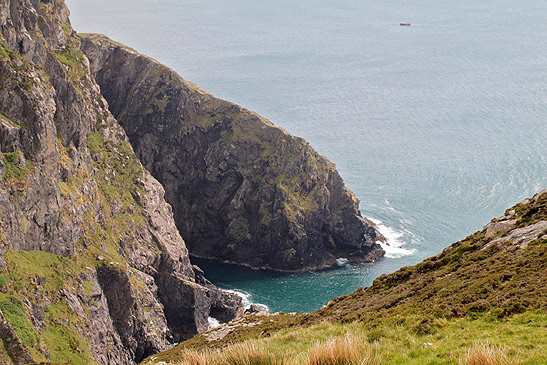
[79,34,385,272]
[0,1,241,363]
[313,188,547,322]
[146,190,547,363]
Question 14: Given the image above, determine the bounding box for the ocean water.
[66,0,547,313]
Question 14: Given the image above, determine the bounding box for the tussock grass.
[307,334,377,365]
[175,341,289,364]
[176,349,209,364]
[222,342,273,364]
[465,343,510,365]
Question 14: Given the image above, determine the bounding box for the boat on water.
[400,22,411,26]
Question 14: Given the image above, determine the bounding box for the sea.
[65,0,547,313]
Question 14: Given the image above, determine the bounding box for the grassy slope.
[145,190,547,364]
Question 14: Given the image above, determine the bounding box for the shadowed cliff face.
[80,34,385,272]
[0,0,242,363]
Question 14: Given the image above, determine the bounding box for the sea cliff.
[0,0,241,363]
[80,34,385,272]
[0,0,385,362]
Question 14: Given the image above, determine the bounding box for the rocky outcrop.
[80,34,385,272]
[0,0,241,363]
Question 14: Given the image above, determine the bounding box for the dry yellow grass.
[176,349,210,365]
[173,333,378,364]
[465,343,510,365]
[222,341,273,364]
[175,341,288,364]
[307,334,378,365]
[170,332,524,365]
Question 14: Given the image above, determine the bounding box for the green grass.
[0,41,35,91]
[3,250,86,292]
[83,131,148,259]
[0,249,98,363]
[41,325,93,365]
[0,294,40,347]
[146,311,547,364]
[0,44,9,59]
[55,44,87,86]
[54,34,94,95]
[2,151,34,185]
[86,132,145,212]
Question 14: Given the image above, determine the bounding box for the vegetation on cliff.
[145,190,547,364]
[0,0,242,363]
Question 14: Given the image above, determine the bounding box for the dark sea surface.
[66,0,547,313]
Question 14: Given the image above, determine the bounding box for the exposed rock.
[0,0,242,363]
[245,304,267,315]
[484,221,547,249]
[80,34,385,272]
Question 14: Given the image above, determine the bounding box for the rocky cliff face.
[80,34,385,272]
[0,1,241,363]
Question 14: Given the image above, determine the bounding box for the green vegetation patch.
[2,151,34,185]
[0,109,27,129]
[81,131,153,260]
[55,44,87,87]
[0,44,9,60]
[86,132,145,213]
[1,249,96,363]
[0,294,40,347]
[166,312,303,354]
[54,34,93,94]
[41,325,93,365]
[3,249,89,293]
[0,41,35,91]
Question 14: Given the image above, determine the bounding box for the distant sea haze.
[66,0,547,312]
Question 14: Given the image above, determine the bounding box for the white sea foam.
[223,289,269,312]
[335,258,349,266]
[369,217,416,258]
[207,316,220,330]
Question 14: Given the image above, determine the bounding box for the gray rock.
[0,0,243,363]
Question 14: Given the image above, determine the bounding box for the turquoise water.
[66,0,546,313]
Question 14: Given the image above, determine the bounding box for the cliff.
[146,190,547,363]
[79,34,385,272]
[0,0,241,363]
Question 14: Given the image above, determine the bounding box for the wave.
[368,217,417,258]
[207,316,220,330]
[223,289,270,312]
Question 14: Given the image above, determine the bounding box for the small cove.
[66,0,547,313]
